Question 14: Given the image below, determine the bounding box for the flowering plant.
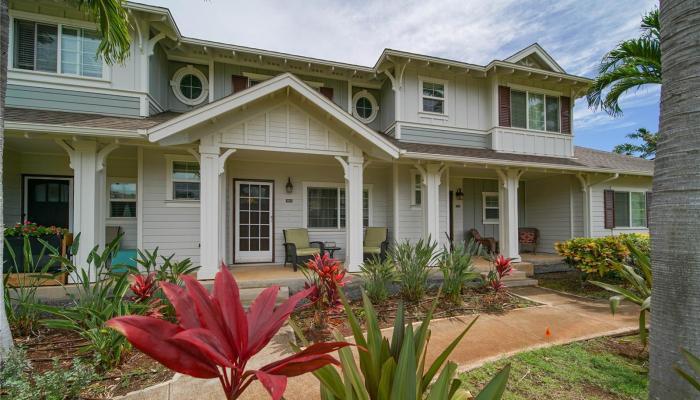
[129,272,165,318]
[487,255,513,292]
[4,221,67,237]
[301,253,348,328]
[107,264,349,400]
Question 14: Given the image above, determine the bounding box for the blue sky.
[144,0,659,152]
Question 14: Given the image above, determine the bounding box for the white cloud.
[142,0,657,76]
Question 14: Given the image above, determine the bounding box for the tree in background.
[649,1,700,398]
[587,8,661,116]
[613,127,658,159]
[0,0,131,360]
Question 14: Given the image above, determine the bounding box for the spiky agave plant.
[292,289,511,399]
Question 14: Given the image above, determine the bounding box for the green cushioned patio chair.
[283,228,325,271]
[363,227,389,262]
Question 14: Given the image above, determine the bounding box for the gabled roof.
[146,73,400,158]
[505,43,566,73]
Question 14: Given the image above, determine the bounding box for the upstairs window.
[510,89,560,132]
[13,19,103,78]
[420,78,446,114]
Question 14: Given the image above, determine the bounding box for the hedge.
[555,233,650,276]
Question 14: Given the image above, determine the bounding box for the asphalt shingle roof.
[4,107,180,131]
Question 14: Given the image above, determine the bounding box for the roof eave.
[402,151,654,176]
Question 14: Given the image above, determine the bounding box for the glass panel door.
[235,181,273,263]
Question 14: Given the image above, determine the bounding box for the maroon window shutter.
[646,191,652,227]
[604,190,615,229]
[231,75,248,94]
[498,85,511,127]
[560,96,571,134]
[319,87,334,100]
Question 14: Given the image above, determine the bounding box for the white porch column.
[335,150,364,272]
[392,162,400,243]
[56,139,106,281]
[416,163,445,245]
[199,140,221,280]
[496,169,523,262]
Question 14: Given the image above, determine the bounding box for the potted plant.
[3,221,67,281]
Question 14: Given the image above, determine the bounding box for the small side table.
[324,246,341,258]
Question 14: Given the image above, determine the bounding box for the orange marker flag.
[545,327,552,338]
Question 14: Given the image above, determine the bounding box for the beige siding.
[141,148,201,264]
[524,175,578,253]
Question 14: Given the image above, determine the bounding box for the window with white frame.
[13,19,103,78]
[305,184,370,229]
[167,159,200,201]
[411,171,422,207]
[420,78,446,114]
[482,192,499,224]
[613,191,647,228]
[510,89,560,132]
[109,180,136,218]
[352,90,378,123]
[171,66,209,106]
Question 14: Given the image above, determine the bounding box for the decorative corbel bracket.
[186,147,201,162]
[55,139,76,169]
[334,156,349,180]
[219,148,237,175]
[97,143,120,172]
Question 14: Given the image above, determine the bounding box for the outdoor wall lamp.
[286,177,294,194]
[456,188,464,200]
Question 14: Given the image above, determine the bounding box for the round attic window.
[172,65,209,106]
[352,90,378,123]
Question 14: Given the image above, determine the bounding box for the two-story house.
[3,0,653,280]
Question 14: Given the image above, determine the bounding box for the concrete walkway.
[123,287,640,399]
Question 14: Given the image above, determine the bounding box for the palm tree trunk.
[0,0,13,360]
[650,1,700,398]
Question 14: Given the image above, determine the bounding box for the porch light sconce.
[286,177,294,194]
[455,188,464,200]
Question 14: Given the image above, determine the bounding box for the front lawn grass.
[535,271,626,300]
[460,335,648,400]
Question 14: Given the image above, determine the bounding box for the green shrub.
[359,255,395,304]
[555,233,649,276]
[38,235,142,371]
[0,347,97,400]
[390,238,440,302]
[438,241,482,304]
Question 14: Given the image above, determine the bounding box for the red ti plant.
[107,263,349,400]
[129,272,165,318]
[487,255,513,293]
[301,253,348,328]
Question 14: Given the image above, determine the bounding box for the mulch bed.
[292,287,536,342]
[11,328,174,399]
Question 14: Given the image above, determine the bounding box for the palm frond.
[586,8,661,116]
[77,0,131,65]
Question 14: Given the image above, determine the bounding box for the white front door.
[234,180,273,263]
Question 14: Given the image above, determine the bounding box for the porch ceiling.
[146,73,400,160]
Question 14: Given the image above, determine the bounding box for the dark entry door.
[25,177,71,228]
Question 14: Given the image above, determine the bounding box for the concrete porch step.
[240,286,290,306]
